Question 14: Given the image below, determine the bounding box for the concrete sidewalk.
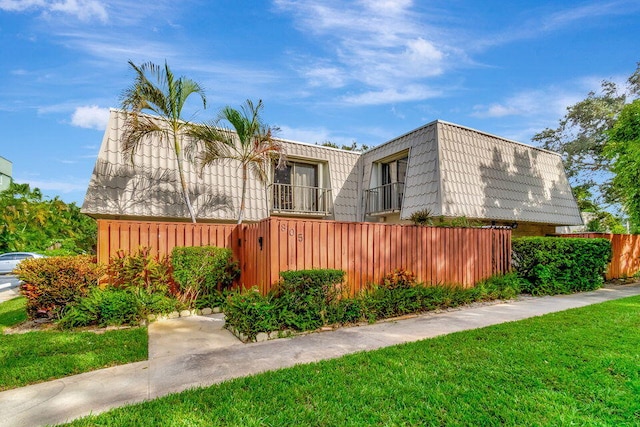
[2,283,640,427]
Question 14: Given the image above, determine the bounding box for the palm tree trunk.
[175,135,197,223]
[238,164,247,224]
[179,166,197,223]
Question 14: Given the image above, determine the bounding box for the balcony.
[271,183,333,216]
[365,182,404,215]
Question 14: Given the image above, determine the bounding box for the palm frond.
[121,114,167,163]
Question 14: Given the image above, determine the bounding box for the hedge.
[512,237,612,295]
[224,269,523,342]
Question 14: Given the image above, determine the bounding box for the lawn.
[0,297,148,391]
[65,295,640,426]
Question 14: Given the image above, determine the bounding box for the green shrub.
[107,247,174,295]
[512,237,612,295]
[226,270,523,341]
[277,269,346,293]
[381,269,418,290]
[358,273,521,322]
[16,255,103,320]
[59,287,182,329]
[351,285,422,322]
[223,288,279,341]
[171,246,239,306]
[409,209,434,226]
[59,287,139,329]
[195,291,228,310]
[275,269,346,331]
[474,272,524,300]
[129,287,182,317]
[326,298,364,325]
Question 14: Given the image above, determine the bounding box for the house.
[82,109,582,236]
[0,156,12,192]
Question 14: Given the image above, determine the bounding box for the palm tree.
[189,99,285,224]
[120,60,206,223]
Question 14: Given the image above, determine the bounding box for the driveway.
[0,275,21,303]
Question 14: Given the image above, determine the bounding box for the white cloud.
[0,0,45,11]
[468,76,625,143]
[50,0,107,22]
[474,0,640,50]
[59,33,178,64]
[71,105,110,130]
[344,85,442,105]
[471,88,583,119]
[0,0,108,22]
[470,70,634,122]
[543,1,637,31]
[390,105,405,119]
[303,66,346,88]
[274,0,452,105]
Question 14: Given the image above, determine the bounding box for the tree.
[0,183,96,253]
[120,61,206,223]
[189,99,285,224]
[532,63,640,208]
[604,99,640,227]
[319,141,370,151]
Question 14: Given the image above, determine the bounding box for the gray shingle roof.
[359,120,582,226]
[82,110,582,226]
[437,122,581,224]
[81,109,360,222]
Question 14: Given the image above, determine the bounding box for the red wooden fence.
[559,233,640,280]
[97,218,512,293]
[97,220,239,262]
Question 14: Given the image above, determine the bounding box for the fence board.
[96,220,238,264]
[97,218,512,294]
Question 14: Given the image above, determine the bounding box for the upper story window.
[381,157,408,187]
[274,162,317,189]
[366,153,409,215]
[271,160,332,215]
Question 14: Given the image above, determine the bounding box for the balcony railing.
[365,182,404,215]
[271,183,333,215]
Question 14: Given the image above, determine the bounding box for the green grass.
[0,297,148,391]
[0,296,28,331]
[65,295,640,426]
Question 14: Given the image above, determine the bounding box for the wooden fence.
[559,233,640,280]
[97,218,512,293]
[97,220,239,261]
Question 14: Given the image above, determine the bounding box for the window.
[366,155,408,214]
[365,151,409,214]
[381,157,408,186]
[272,161,331,214]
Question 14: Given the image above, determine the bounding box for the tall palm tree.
[189,99,285,224]
[120,60,206,223]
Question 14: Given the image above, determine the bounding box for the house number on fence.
[280,223,304,242]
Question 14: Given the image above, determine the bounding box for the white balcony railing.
[271,183,333,215]
[365,182,404,215]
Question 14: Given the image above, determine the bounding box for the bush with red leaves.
[15,255,103,320]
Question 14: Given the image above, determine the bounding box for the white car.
[0,252,44,274]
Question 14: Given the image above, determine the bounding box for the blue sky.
[1,0,639,206]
